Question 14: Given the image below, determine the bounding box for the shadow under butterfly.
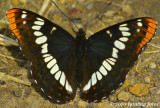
[6,2,157,104]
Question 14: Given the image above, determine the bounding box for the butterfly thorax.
[75,29,87,59]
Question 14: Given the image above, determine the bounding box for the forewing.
[6,8,77,103]
[80,18,157,102]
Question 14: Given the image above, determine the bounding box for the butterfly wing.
[80,18,157,102]
[6,8,77,103]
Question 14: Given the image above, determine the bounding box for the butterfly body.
[6,8,157,104]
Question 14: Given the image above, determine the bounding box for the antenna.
[52,1,79,30]
[83,1,112,30]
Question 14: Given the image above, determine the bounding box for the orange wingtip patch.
[136,43,144,54]
[136,28,156,54]
[8,17,17,23]
[136,31,154,54]
[147,26,156,35]
[7,13,16,19]
[145,32,154,40]
[144,18,157,35]
[7,13,25,24]
[9,17,32,24]
[138,26,155,36]
[141,38,149,45]
[7,9,21,14]
[16,35,23,42]
[148,22,157,29]
[9,21,28,30]
[7,9,21,19]
[12,29,20,36]
[9,23,17,30]
[144,18,157,24]
[7,13,21,23]
[137,29,154,41]
[9,24,22,42]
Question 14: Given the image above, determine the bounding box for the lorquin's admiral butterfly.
[6,6,157,104]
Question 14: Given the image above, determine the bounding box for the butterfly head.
[76,28,86,37]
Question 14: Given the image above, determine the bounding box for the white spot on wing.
[35,36,47,44]
[23,21,26,24]
[108,58,116,62]
[41,43,48,54]
[111,90,115,93]
[34,80,37,84]
[94,100,98,102]
[60,72,66,86]
[136,29,140,32]
[57,100,60,103]
[32,25,41,30]
[83,80,91,91]
[137,22,143,27]
[114,40,125,50]
[99,65,107,75]
[119,37,128,42]
[48,96,52,99]
[22,11,27,14]
[137,19,142,21]
[44,56,53,63]
[55,71,61,80]
[65,81,73,92]
[47,58,56,69]
[119,82,123,86]
[102,96,106,99]
[120,23,127,26]
[122,31,131,36]
[34,31,43,36]
[30,70,32,75]
[37,17,44,21]
[106,30,112,37]
[106,59,115,65]
[119,27,129,31]
[50,27,57,34]
[96,72,102,80]
[91,72,97,86]
[112,48,118,58]
[103,60,112,71]
[125,74,128,79]
[21,14,27,18]
[41,88,44,92]
[34,21,44,25]
[50,64,59,74]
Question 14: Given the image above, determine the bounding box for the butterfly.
[6,8,157,104]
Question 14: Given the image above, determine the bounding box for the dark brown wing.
[7,8,77,104]
[80,18,157,102]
